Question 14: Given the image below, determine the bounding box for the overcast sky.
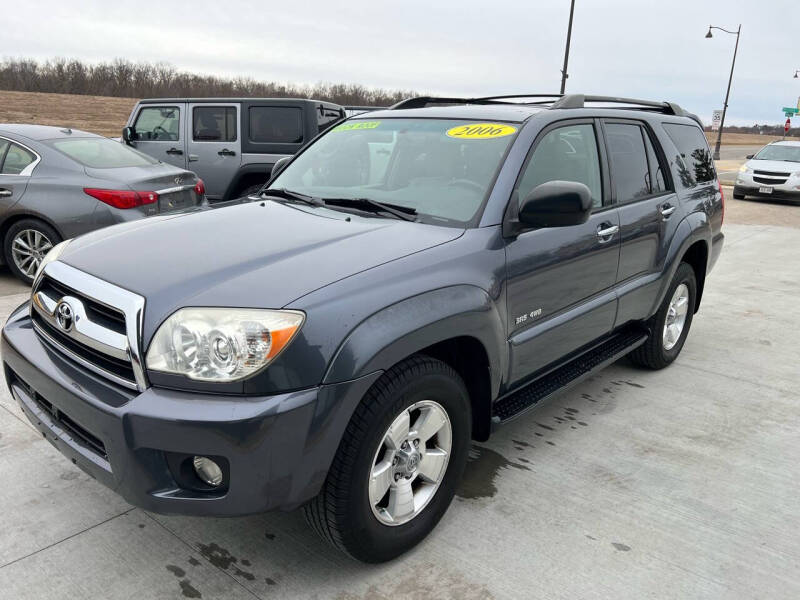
[5,0,799,125]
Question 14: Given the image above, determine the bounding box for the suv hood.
[746,159,800,173]
[58,201,463,338]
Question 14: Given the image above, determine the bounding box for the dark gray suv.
[2,94,724,562]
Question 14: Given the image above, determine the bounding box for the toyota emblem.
[55,301,74,332]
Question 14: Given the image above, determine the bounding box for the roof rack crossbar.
[551,94,687,116]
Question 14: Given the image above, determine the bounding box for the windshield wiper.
[320,197,418,222]
[262,188,324,207]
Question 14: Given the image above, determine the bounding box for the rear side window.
[663,123,715,187]
[517,123,603,208]
[605,123,650,202]
[1,143,37,175]
[193,107,237,142]
[133,106,180,141]
[317,106,343,133]
[49,137,157,168]
[643,131,668,194]
[249,107,303,144]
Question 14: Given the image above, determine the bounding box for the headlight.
[738,165,752,174]
[146,308,304,382]
[33,239,71,285]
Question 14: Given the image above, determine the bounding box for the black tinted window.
[193,107,237,142]
[317,106,343,133]
[1,143,37,175]
[643,130,668,193]
[663,123,715,187]
[134,106,180,141]
[606,123,650,202]
[249,107,303,143]
[518,124,602,208]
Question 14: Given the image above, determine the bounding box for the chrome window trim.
[155,184,196,195]
[0,135,42,177]
[32,261,148,391]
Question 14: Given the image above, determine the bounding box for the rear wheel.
[304,355,471,563]
[3,219,62,285]
[629,262,697,369]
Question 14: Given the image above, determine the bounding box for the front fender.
[323,285,506,400]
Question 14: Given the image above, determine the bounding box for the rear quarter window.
[662,123,715,188]
[249,107,303,144]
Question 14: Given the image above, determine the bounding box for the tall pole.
[708,24,741,160]
[560,0,576,95]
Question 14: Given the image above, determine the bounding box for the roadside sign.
[797,96,800,112]
[711,110,723,131]
[782,107,799,114]
[785,118,791,133]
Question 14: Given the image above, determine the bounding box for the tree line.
[0,57,417,106]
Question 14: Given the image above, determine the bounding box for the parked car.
[734,140,800,201]
[2,94,724,563]
[121,98,346,201]
[0,125,204,283]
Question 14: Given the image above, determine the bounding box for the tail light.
[194,179,205,197]
[84,188,159,209]
[717,179,725,225]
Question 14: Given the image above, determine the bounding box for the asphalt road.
[1,204,799,599]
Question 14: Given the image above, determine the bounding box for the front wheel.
[3,219,62,285]
[629,262,697,369]
[304,355,471,563]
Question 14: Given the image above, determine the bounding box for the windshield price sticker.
[446,123,517,139]
[334,121,381,132]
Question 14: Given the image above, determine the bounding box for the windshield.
[268,118,519,224]
[753,144,800,163]
[47,137,159,168]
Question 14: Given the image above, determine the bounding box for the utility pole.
[560,0,576,95]
[705,24,742,160]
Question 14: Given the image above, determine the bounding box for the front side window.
[663,123,715,188]
[270,118,519,225]
[1,143,37,175]
[133,106,180,141]
[47,137,158,168]
[605,123,650,202]
[753,144,800,163]
[517,124,602,208]
[249,107,303,144]
[193,107,237,142]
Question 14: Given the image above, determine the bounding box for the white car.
[734,140,800,201]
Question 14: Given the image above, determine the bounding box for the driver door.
[130,104,186,169]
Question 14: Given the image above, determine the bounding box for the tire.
[629,262,697,370]
[304,355,471,563]
[3,219,62,285]
[733,192,745,200]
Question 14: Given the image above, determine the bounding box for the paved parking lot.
[0,197,798,599]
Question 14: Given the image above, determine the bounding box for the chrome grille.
[30,261,147,391]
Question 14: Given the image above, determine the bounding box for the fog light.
[193,456,223,487]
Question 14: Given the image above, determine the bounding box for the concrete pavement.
[1,217,799,599]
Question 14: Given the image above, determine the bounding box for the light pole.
[560,0,576,94]
[705,24,741,160]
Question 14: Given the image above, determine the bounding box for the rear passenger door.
[130,104,186,169]
[602,119,681,324]
[187,103,241,200]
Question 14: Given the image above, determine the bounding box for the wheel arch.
[222,163,273,200]
[0,212,65,265]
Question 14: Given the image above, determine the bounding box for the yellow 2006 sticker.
[446,123,517,139]
[334,121,381,131]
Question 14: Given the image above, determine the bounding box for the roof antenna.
[60,127,72,134]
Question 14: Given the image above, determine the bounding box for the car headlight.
[33,239,71,285]
[146,308,304,382]
[738,165,753,174]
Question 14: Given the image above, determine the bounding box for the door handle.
[218,149,236,157]
[596,223,619,240]
[0,189,12,198]
[188,154,199,162]
[166,147,183,155]
[660,203,676,218]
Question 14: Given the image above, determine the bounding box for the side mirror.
[518,180,593,228]
[122,126,136,145]
[269,156,291,181]
[745,154,754,159]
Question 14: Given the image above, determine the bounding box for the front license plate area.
[759,186,773,194]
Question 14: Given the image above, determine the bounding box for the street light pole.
[705,24,741,160]
[560,0,576,94]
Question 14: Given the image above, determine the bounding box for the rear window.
[662,123,715,187]
[249,107,303,144]
[48,137,158,168]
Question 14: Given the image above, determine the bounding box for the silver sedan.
[0,124,205,283]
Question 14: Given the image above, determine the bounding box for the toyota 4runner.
[2,94,724,563]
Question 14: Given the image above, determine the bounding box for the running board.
[492,328,648,423]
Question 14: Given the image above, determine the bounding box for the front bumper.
[734,176,800,201]
[2,302,380,516]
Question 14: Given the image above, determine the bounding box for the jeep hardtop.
[3,94,724,563]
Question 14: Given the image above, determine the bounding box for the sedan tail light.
[194,179,205,198]
[84,188,159,209]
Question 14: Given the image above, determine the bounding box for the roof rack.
[550,94,687,116]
